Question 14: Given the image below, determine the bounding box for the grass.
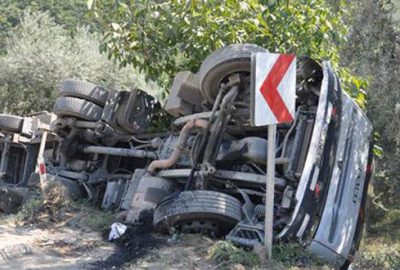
[207,241,330,270]
[207,241,260,269]
[272,242,327,269]
[353,208,400,269]
[71,202,115,231]
[0,194,44,225]
[0,190,114,233]
[356,242,400,269]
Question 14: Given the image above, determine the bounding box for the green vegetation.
[206,241,331,269]
[0,11,161,114]
[272,242,326,268]
[1,191,114,232]
[1,195,43,225]
[340,0,400,229]
[0,0,97,54]
[70,203,115,231]
[356,240,400,269]
[207,241,260,269]
[89,0,364,101]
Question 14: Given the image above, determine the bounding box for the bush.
[207,241,260,269]
[0,11,162,115]
[356,244,400,269]
[342,0,400,211]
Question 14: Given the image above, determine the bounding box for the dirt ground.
[0,223,219,270]
[0,209,218,270]
[0,184,223,270]
[1,188,397,270]
[0,224,113,269]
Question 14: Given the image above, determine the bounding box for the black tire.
[199,44,267,104]
[154,190,242,235]
[53,96,103,121]
[60,79,109,106]
[0,114,24,133]
[55,176,86,201]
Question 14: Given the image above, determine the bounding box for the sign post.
[250,52,296,261]
[265,124,276,259]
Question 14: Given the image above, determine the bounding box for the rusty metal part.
[147,118,208,174]
[173,111,216,126]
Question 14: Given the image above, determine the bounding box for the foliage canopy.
[89,0,363,100]
[342,0,400,210]
[0,0,97,54]
[0,11,161,114]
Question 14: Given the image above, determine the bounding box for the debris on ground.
[108,222,127,241]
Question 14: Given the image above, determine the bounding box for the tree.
[0,11,161,115]
[89,0,362,98]
[0,0,98,54]
[341,0,400,211]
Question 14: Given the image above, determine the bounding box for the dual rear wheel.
[53,79,109,122]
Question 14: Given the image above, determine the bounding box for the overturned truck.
[2,44,373,269]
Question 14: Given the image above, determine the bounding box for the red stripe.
[366,163,373,174]
[39,163,46,175]
[260,54,295,123]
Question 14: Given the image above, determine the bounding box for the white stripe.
[277,59,296,120]
[296,213,311,238]
[310,166,320,191]
[325,102,333,124]
[254,53,279,126]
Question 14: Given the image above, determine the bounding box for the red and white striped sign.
[251,53,296,126]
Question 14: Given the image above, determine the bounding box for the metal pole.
[265,124,276,261]
[36,131,48,172]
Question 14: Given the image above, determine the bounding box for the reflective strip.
[333,75,339,92]
[296,214,311,238]
[39,163,46,175]
[326,102,333,124]
[310,166,320,191]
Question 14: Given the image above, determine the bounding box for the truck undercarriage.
[0,44,373,269]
